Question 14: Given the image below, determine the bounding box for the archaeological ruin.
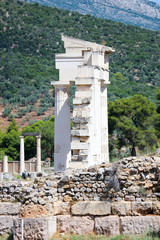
[51,35,114,172]
[0,36,160,239]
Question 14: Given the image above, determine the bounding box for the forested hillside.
[0,0,160,118]
[21,0,160,31]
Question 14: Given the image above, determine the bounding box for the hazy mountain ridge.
[21,0,160,30]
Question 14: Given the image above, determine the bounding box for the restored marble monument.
[52,35,114,172]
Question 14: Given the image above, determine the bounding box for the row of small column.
[20,135,41,174]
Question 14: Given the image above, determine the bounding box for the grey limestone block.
[153,201,160,214]
[132,202,152,215]
[0,202,21,215]
[120,216,160,235]
[111,201,131,216]
[57,215,94,235]
[13,216,56,240]
[71,201,111,216]
[95,216,120,236]
[0,216,16,235]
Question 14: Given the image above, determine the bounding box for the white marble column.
[36,135,41,172]
[3,156,8,173]
[101,84,109,163]
[88,76,102,166]
[53,82,71,172]
[20,136,25,174]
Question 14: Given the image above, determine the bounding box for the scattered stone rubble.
[0,155,160,238]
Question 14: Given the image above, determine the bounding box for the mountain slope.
[21,0,160,31]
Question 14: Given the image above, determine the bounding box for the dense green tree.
[108,95,158,156]
[0,119,20,160]
[40,116,54,161]
[6,118,18,132]
[153,90,160,139]
[156,89,160,114]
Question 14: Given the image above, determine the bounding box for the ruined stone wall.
[0,156,159,204]
[0,156,160,238]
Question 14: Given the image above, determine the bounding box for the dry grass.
[50,233,160,240]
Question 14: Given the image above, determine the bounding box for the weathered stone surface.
[59,175,70,183]
[124,195,135,201]
[57,215,94,235]
[0,216,16,235]
[71,117,90,124]
[121,216,160,234]
[153,201,160,215]
[132,202,152,215]
[0,202,21,215]
[95,216,120,236]
[19,205,48,218]
[71,201,111,216]
[111,201,131,216]
[13,217,56,240]
[63,195,72,202]
[54,201,70,215]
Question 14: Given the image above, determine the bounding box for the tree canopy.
[108,95,158,156]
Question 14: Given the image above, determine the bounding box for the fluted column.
[3,156,8,173]
[53,82,71,172]
[20,136,25,174]
[36,135,41,172]
[101,84,109,163]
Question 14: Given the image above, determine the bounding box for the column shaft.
[54,84,71,172]
[101,85,109,163]
[3,156,8,173]
[36,136,41,172]
[20,136,25,174]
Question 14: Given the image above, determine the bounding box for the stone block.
[71,201,111,216]
[76,79,92,86]
[73,111,82,118]
[0,203,21,215]
[153,201,160,215]
[82,111,91,118]
[53,201,70,215]
[71,142,89,150]
[30,172,37,180]
[111,201,131,216]
[0,173,3,182]
[72,137,80,142]
[19,205,48,218]
[75,91,91,98]
[95,216,120,236]
[132,202,152,215]
[0,216,15,235]
[13,217,56,240]
[71,117,90,124]
[125,195,135,201]
[79,149,88,155]
[57,215,94,235]
[73,98,82,105]
[120,216,160,235]
[71,129,89,136]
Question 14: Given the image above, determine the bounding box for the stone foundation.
[0,156,159,238]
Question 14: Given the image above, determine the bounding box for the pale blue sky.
[152,0,160,4]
